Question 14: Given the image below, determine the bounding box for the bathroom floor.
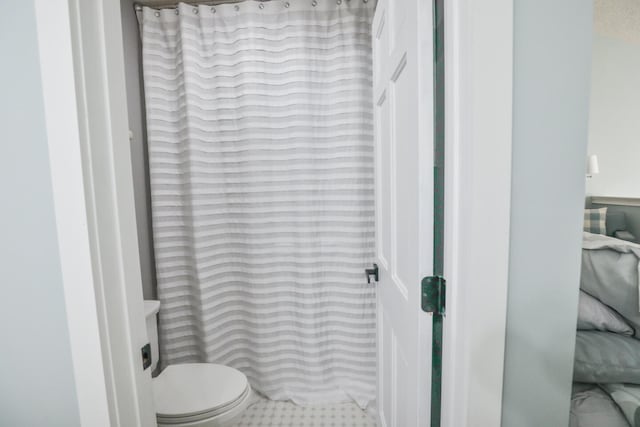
[233,394,377,427]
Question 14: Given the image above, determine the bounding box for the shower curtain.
[139,0,375,407]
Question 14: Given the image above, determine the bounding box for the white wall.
[501,0,593,425]
[121,0,157,300]
[586,0,640,198]
[0,2,81,425]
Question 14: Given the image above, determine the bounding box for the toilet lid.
[153,363,249,419]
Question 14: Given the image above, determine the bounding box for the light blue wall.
[0,2,80,426]
[501,1,593,426]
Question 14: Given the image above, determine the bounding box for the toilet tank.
[144,300,161,373]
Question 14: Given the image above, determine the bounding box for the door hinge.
[421,276,446,315]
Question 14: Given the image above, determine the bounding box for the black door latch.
[365,263,379,283]
[141,343,152,370]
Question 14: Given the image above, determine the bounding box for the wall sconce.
[587,154,599,178]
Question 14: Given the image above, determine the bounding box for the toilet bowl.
[153,363,252,427]
[145,301,252,427]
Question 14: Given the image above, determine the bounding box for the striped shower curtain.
[139,0,375,407]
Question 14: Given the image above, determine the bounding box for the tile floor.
[233,394,377,427]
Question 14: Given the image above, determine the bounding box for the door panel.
[375,91,391,270]
[373,0,434,426]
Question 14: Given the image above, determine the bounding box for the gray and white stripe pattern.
[140,0,376,407]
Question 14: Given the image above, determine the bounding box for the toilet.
[145,301,252,427]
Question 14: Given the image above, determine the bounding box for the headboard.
[586,196,640,243]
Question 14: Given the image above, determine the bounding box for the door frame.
[34,0,514,425]
[441,0,513,426]
[34,1,113,425]
[34,0,156,425]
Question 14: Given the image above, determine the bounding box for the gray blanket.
[601,384,640,426]
[574,331,640,384]
[581,232,640,338]
[570,383,630,427]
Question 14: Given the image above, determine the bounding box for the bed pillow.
[577,291,634,336]
[584,208,607,235]
[581,236,640,339]
[606,211,627,236]
[574,331,640,384]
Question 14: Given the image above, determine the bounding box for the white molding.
[33,1,111,425]
[68,0,157,424]
[441,0,466,423]
[591,196,640,207]
[37,0,157,425]
[442,0,513,425]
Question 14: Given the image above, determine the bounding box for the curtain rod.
[134,0,270,11]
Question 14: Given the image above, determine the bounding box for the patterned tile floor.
[233,394,377,427]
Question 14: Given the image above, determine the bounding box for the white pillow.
[577,290,634,335]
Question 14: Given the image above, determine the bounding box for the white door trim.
[442,1,513,425]
[35,0,156,425]
[34,1,112,425]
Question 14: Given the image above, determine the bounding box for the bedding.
[574,331,640,384]
[570,383,630,427]
[578,290,634,336]
[601,384,640,427]
[581,232,640,337]
[572,233,640,426]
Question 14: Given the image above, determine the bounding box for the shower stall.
[128,0,377,409]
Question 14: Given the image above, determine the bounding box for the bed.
[571,232,640,426]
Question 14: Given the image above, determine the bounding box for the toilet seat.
[153,363,251,426]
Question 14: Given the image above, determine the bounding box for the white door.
[372,0,435,426]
